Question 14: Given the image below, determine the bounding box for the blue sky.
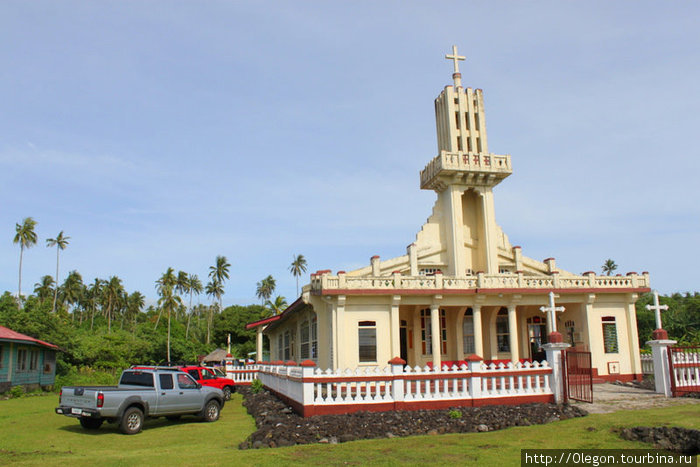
[1,1,698,306]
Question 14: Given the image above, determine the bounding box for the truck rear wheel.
[202,400,220,422]
[120,407,144,435]
[80,418,104,430]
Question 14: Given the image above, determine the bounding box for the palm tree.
[185,274,203,338]
[208,255,230,310]
[126,292,145,331]
[34,275,55,303]
[256,275,276,305]
[157,270,182,364]
[289,254,308,296]
[103,276,124,333]
[155,268,177,330]
[46,230,70,313]
[13,217,38,305]
[601,259,618,276]
[205,280,224,344]
[61,270,84,319]
[86,278,103,331]
[265,295,288,316]
[175,270,189,320]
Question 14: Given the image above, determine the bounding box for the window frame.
[420,308,447,356]
[358,321,377,363]
[496,308,510,353]
[602,316,619,354]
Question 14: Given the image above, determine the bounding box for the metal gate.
[667,346,700,397]
[564,350,593,403]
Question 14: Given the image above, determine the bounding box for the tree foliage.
[636,292,700,347]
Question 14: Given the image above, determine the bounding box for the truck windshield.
[120,371,155,387]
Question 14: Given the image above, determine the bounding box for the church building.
[248,47,649,382]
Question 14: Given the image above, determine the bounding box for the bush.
[250,378,263,394]
[54,366,120,391]
[449,409,462,419]
[10,386,25,399]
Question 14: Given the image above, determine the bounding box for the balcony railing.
[420,151,512,189]
[310,271,650,295]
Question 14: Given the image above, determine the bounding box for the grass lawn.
[0,394,698,466]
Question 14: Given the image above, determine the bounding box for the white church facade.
[249,47,649,383]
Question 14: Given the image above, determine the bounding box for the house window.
[419,268,442,276]
[277,334,283,360]
[29,350,39,371]
[17,348,27,371]
[565,320,576,346]
[300,320,310,360]
[602,317,619,353]
[463,308,475,354]
[496,308,510,353]
[358,321,377,363]
[0,344,4,369]
[44,350,55,373]
[420,308,447,355]
[311,317,318,360]
[283,331,291,361]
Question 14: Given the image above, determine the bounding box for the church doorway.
[527,316,547,362]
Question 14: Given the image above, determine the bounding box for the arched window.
[496,307,510,353]
[463,308,475,354]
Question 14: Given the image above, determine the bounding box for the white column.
[507,304,520,363]
[430,303,442,370]
[542,342,571,404]
[256,328,263,362]
[334,296,346,370]
[473,305,484,358]
[626,295,642,377]
[441,185,467,277]
[648,339,677,397]
[478,188,499,274]
[455,307,465,360]
[390,296,401,359]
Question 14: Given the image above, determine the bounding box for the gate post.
[647,338,677,397]
[542,332,570,404]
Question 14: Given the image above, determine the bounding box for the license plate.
[71,408,82,415]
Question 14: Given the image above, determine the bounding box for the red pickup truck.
[179,366,235,400]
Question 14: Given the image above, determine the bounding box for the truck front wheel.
[202,400,220,422]
[222,386,232,400]
[120,407,144,435]
[80,418,104,430]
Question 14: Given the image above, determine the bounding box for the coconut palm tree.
[34,275,55,303]
[289,254,308,296]
[601,259,618,276]
[157,271,182,364]
[13,217,38,306]
[61,270,84,319]
[185,274,203,339]
[103,276,124,333]
[205,280,224,344]
[155,268,177,330]
[256,275,276,305]
[86,278,103,331]
[208,256,230,308]
[126,291,145,331]
[46,231,70,313]
[265,295,288,316]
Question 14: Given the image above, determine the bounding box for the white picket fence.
[225,364,260,385]
[255,360,554,416]
[670,348,700,396]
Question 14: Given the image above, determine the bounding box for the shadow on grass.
[57,415,205,435]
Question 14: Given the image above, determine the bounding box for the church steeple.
[417,47,513,276]
[421,45,511,192]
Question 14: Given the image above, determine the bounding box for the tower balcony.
[420,151,512,191]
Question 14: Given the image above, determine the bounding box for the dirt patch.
[620,426,700,455]
[238,388,587,449]
[570,383,700,414]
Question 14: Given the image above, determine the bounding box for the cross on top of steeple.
[445,45,465,74]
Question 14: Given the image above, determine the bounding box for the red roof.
[0,325,59,350]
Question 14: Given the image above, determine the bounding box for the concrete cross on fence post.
[540,291,566,343]
[646,290,669,340]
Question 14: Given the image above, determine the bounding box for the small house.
[0,325,59,393]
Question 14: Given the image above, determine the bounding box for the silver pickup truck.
[55,368,225,434]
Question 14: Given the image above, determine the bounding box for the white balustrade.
[640,354,654,375]
[671,350,700,390]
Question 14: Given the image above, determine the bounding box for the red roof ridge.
[0,325,59,349]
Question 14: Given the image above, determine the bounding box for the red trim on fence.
[313,287,651,296]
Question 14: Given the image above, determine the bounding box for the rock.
[427,429,438,436]
[339,434,357,443]
[318,438,329,444]
[329,436,338,445]
[386,432,395,438]
[281,407,293,414]
[477,424,489,432]
[252,441,263,449]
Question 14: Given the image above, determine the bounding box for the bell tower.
[419,46,513,276]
